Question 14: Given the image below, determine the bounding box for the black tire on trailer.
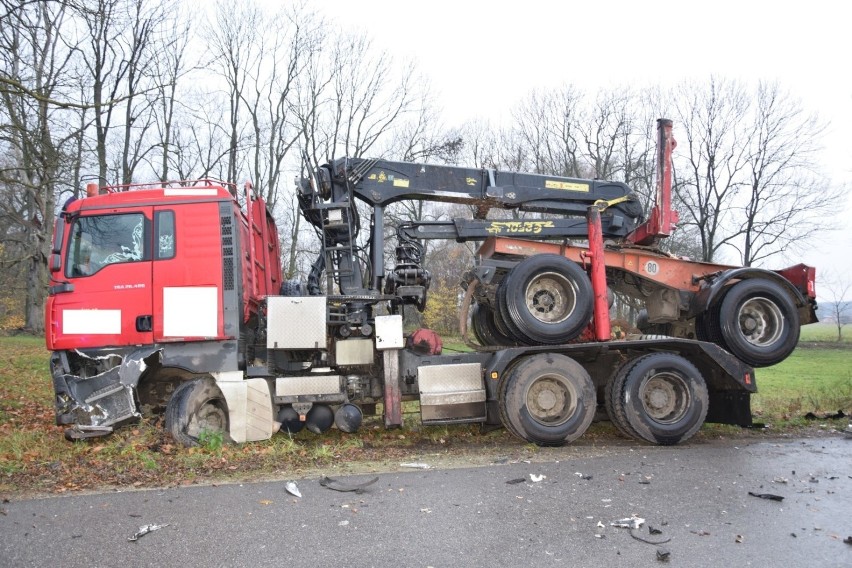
[471,302,516,346]
[501,254,593,345]
[612,353,708,445]
[716,278,800,367]
[165,377,230,447]
[499,353,596,446]
[494,277,530,345]
[604,357,644,440]
[280,279,303,296]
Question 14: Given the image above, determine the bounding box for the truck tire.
[471,302,516,346]
[610,353,708,445]
[499,353,596,446]
[604,357,643,440]
[501,255,593,345]
[717,279,800,367]
[165,377,230,447]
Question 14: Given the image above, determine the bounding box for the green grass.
[753,346,852,420]
[798,322,851,343]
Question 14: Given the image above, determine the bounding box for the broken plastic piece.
[530,474,546,483]
[748,491,784,502]
[400,462,431,469]
[128,523,168,542]
[285,481,302,498]
[64,425,113,441]
[656,548,671,562]
[611,516,645,529]
[319,475,378,494]
[506,478,526,485]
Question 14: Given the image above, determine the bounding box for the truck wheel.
[165,377,229,447]
[604,358,643,440]
[611,353,708,445]
[501,255,593,345]
[717,279,799,367]
[471,302,516,346]
[499,353,596,446]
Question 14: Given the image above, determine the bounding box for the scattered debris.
[597,521,605,529]
[656,548,671,562]
[400,462,431,469]
[285,481,302,498]
[128,523,168,542]
[319,475,379,494]
[735,534,744,543]
[748,491,784,502]
[804,410,846,420]
[574,472,593,480]
[530,474,546,483]
[843,536,852,545]
[258,499,273,505]
[772,477,789,484]
[338,520,349,526]
[506,478,526,485]
[595,534,606,539]
[611,516,645,529]
[631,526,672,545]
[648,525,663,535]
[419,508,431,514]
[690,530,711,536]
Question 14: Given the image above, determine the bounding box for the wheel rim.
[525,376,577,426]
[737,296,784,347]
[186,400,227,438]
[524,272,577,325]
[639,372,690,424]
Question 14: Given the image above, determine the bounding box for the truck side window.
[156,210,175,260]
[65,213,148,277]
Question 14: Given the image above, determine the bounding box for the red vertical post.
[587,205,611,341]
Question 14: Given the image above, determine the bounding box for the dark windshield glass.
[66,213,147,277]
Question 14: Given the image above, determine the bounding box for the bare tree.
[821,270,852,342]
[0,0,76,332]
[671,77,752,263]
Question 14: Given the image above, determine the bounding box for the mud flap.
[214,372,275,443]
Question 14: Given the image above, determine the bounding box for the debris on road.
[530,474,546,483]
[843,536,852,545]
[735,534,744,543]
[574,472,593,480]
[611,516,645,529]
[400,462,431,469]
[319,475,378,494]
[748,491,784,502]
[128,523,168,542]
[656,548,671,562]
[285,481,302,498]
[505,478,526,485]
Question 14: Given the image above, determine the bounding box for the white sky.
[315,0,852,298]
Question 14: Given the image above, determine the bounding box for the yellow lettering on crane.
[545,180,590,192]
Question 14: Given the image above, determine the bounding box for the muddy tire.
[501,255,593,345]
[604,357,643,440]
[610,353,708,445]
[165,377,229,447]
[471,302,516,346]
[717,279,799,367]
[499,353,596,446]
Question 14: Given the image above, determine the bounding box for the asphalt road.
[1,435,850,568]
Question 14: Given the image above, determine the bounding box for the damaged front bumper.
[50,347,160,440]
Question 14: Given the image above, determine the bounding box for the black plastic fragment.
[656,548,671,562]
[319,475,378,494]
[506,478,526,485]
[748,491,784,501]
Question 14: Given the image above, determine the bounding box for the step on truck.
[45,119,817,446]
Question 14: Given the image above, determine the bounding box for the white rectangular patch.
[63,309,121,335]
[163,286,218,337]
[163,188,219,196]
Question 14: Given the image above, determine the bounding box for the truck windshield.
[66,213,148,277]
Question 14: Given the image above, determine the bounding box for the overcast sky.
[315,0,852,296]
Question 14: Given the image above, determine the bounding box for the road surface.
[1,435,850,567]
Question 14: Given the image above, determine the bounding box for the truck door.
[52,208,154,349]
[152,202,226,342]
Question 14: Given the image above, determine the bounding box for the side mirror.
[50,253,61,272]
[51,218,65,254]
